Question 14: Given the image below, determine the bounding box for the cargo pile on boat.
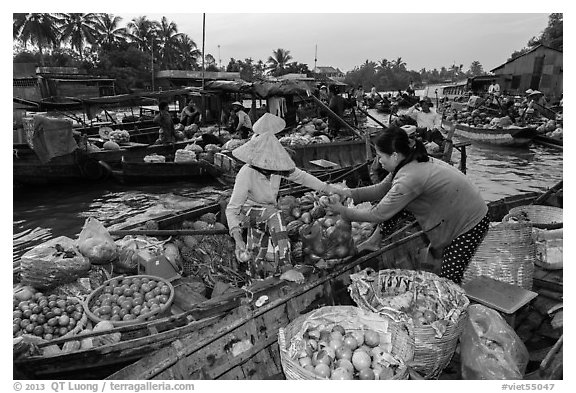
[443,104,563,141]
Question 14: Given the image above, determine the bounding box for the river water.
[12,109,562,264]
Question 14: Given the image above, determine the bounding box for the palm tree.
[174,34,200,70]
[94,13,128,50]
[266,48,292,76]
[13,13,61,65]
[377,58,390,72]
[127,16,159,53]
[156,16,183,70]
[58,13,100,61]
[392,57,406,72]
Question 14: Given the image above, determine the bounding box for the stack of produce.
[143,154,166,163]
[170,213,245,291]
[85,275,173,325]
[536,120,562,139]
[13,286,86,341]
[280,192,369,267]
[348,268,470,378]
[108,129,130,144]
[279,306,413,380]
[278,117,332,147]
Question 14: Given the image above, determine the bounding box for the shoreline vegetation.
[13,14,562,94]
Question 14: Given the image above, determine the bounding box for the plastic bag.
[115,235,163,273]
[77,218,118,265]
[460,304,529,380]
[300,215,356,264]
[20,236,91,289]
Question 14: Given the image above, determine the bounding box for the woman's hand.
[235,240,251,262]
[324,199,347,216]
[328,184,352,199]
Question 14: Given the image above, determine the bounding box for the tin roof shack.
[155,70,241,90]
[490,44,562,100]
[35,66,116,99]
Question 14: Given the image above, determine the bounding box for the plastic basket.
[348,268,469,379]
[278,306,413,380]
[503,205,562,230]
[84,274,174,327]
[463,222,536,290]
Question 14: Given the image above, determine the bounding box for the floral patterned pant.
[242,206,291,278]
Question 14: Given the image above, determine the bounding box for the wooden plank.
[462,276,538,314]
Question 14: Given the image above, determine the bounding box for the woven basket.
[84,274,174,327]
[278,306,414,380]
[348,268,469,379]
[503,205,563,230]
[462,222,536,290]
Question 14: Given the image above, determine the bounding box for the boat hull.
[13,188,562,379]
[533,135,563,150]
[13,140,201,186]
[444,121,537,147]
[111,159,221,184]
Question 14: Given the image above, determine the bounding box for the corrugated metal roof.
[491,44,563,72]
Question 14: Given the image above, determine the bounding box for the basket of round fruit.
[278,306,414,380]
[348,268,470,379]
[84,274,174,327]
[13,286,87,342]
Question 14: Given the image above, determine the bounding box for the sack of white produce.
[77,218,118,265]
[174,149,197,162]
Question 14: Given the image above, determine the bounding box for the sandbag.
[20,236,91,290]
[77,218,118,265]
[460,304,529,380]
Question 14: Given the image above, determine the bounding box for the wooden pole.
[357,107,387,129]
[109,228,229,237]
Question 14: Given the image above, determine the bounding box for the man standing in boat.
[153,101,176,144]
[487,79,501,108]
[328,85,345,137]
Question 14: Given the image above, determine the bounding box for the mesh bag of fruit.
[348,268,470,379]
[278,305,414,380]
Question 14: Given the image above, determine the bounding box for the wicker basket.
[503,205,563,230]
[84,274,174,327]
[462,222,536,290]
[278,306,414,380]
[348,268,469,379]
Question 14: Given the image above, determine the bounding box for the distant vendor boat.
[443,120,537,147]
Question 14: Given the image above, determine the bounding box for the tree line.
[13,13,562,94]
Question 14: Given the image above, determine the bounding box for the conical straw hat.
[253,113,286,135]
[232,132,295,171]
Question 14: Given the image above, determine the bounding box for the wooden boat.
[13,139,205,186]
[100,154,222,185]
[443,120,537,147]
[375,100,392,113]
[533,135,563,150]
[214,133,375,186]
[13,182,562,379]
[104,187,563,381]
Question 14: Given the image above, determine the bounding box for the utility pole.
[201,13,206,123]
[314,44,317,73]
[202,13,206,90]
[150,41,154,91]
[218,44,221,70]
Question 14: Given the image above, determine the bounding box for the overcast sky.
[112,12,551,73]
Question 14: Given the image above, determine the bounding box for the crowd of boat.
[13,79,563,381]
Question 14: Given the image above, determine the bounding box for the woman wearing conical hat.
[225,113,344,279]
